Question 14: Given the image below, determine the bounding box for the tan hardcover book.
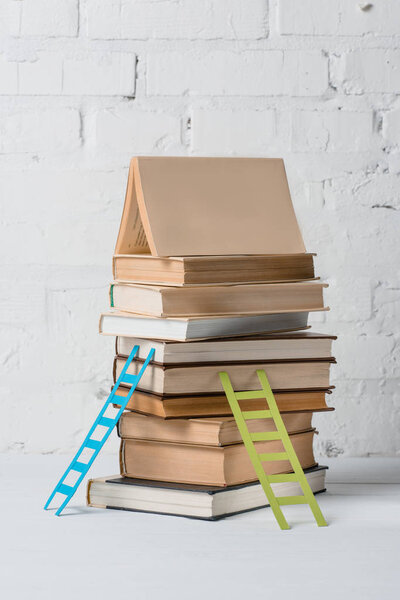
[112,253,315,286]
[118,411,313,446]
[115,332,336,364]
[113,357,335,395]
[109,281,327,318]
[119,430,317,486]
[115,157,306,256]
[114,388,333,418]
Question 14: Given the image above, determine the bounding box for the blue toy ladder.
[44,345,154,516]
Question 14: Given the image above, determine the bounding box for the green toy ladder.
[219,369,327,530]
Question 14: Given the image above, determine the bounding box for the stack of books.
[87,157,335,520]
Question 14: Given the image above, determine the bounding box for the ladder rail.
[219,372,290,530]
[44,345,154,516]
[256,370,327,527]
[219,369,327,530]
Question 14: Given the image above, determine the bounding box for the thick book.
[87,465,327,520]
[113,356,335,395]
[115,157,306,257]
[109,281,327,318]
[118,411,314,446]
[113,253,315,286]
[100,311,310,341]
[114,388,333,418]
[119,429,316,486]
[116,332,336,364]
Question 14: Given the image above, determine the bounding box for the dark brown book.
[119,429,317,486]
[113,253,315,286]
[114,387,333,419]
[113,356,335,395]
[118,410,314,446]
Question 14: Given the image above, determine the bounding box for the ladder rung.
[258,452,288,462]
[250,431,282,441]
[85,439,101,450]
[71,461,87,473]
[236,390,264,400]
[242,410,272,419]
[277,496,308,505]
[57,484,75,496]
[98,416,115,428]
[268,473,298,483]
[121,374,138,385]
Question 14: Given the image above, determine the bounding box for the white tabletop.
[2,454,400,600]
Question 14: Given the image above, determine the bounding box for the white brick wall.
[0,0,399,457]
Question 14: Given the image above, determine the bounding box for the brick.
[86,0,268,40]
[382,109,400,146]
[291,110,373,152]
[0,55,18,94]
[279,0,400,36]
[147,50,327,96]
[278,0,342,35]
[18,54,63,95]
[332,50,400,94]
[0,108,81,153]
[329,277,372,322]
[0,170,125,223]
[95,107,180,153]
[62,53,136,96]
[337,335,395,379]
[20,0,78,37]
[1,1,21,37]
[191,109,277,154]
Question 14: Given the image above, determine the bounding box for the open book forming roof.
[115,157,306,257]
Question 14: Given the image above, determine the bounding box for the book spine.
[109,284,115,307]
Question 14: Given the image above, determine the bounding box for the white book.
[87,466,327,521]
[99,311,310,342]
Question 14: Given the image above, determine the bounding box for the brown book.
[113,253,315,286]
[114,387,333,418]
[118,411,314,446]
[115,157,306,256]
[114,357,335,395]
[116,332,336,364]
[109,281,327,318]
[120,429,317,486]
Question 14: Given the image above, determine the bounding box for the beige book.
[115,157,306,256]
[114,357,335,395]
[115,332,336,364]
[115,388,333,418]
[110,281,327,318]
[119,430,317,486]
[112,253,315,286]
[118,411,313,446]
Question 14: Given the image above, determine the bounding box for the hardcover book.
[87,465,327,520]
[114,387,333,418]
[119,429,317,486]
[115,157,306,256]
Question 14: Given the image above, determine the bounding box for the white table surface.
[1,454,400,600]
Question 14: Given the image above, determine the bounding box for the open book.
[115,157,306,257]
